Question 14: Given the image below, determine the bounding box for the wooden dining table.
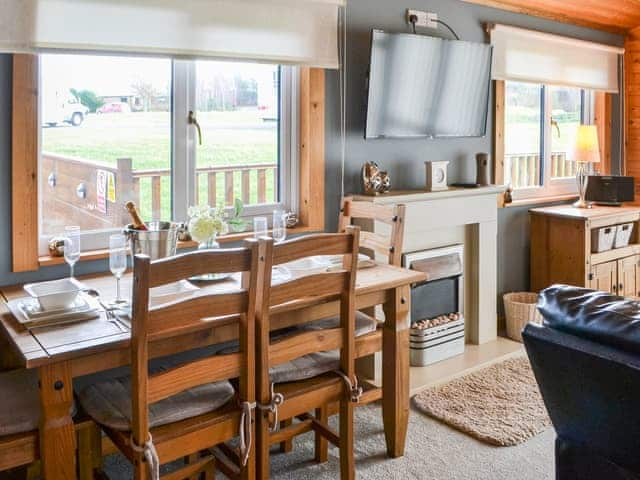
[0,262,425,480]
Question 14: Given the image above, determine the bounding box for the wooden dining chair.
[0,368,99,480]
[77,243,262,480]
[0,369,42,478]
[338,195,406,379]
[265,199,408,465]
[338,196,406,267]
[270,196,406,464]
[250,228,361,479]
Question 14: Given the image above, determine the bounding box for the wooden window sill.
[38,225,318,267]
[502,194,578,208]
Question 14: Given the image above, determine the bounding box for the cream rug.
[413,355,551,446]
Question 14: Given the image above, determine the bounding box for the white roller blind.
[490,24,624,93]
[0,0,344,68]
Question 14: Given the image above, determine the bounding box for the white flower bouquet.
[187,204,226,243]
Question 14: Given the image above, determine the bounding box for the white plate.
[282,256,333,272]
[19,295,91,320]
[283,254,373,273]
[8,294,100,328]
[150,280,199,306]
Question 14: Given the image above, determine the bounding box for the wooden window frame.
[11,55,325,272]
[494,79,613,205]
[12,55,39,272]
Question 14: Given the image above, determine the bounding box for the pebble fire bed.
[409,312,465,366]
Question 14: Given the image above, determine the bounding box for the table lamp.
[572,125,601,209]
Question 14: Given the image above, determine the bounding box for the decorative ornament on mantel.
[425,161,449,191]
[362,161,391,195]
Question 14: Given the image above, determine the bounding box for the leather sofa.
[523,285,640,480]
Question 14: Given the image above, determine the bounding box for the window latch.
[551,117,561,138]
[188,110,202,146]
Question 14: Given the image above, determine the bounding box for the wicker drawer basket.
[503,292,543,342]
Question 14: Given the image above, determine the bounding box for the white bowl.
[24,278,84,311]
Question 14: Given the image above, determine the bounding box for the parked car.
[97,102,132,114]
[42,91,89,127]
[258,104,277,122]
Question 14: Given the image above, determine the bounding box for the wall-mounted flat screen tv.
[365,30,493,139]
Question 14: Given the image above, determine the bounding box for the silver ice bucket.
[124,221,179,260]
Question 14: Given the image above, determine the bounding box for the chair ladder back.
[129,243,262,449]
[148,248,252,288]
[340,227,360,382]
[147,292,249,337]
[272,233,354,265]
[131,254,152,449]
[255,230,360,480]
[256,237,275,422]
[339,197,406,266]
[258,228,360,371]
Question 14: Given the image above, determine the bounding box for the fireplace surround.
[353,185,504,345]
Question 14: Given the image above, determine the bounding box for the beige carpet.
[104,403,555,479]
[413,355,551,446]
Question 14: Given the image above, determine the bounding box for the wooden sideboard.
[530,205,640,296]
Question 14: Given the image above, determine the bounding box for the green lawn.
[42,111,278,221]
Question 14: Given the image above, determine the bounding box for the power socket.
[406,9,438,29]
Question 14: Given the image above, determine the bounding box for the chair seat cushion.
[0,369,41,436]
[78,370,235,431]
[270,351,341,384]
[217,312,377,385]
[270,311,378,384]
[299,311,379,336]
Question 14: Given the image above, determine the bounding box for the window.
[503,81,593,200]
[38,54,297,254]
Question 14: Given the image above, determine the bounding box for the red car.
[97,102,131,114]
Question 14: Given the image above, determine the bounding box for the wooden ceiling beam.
[460,0,639,33]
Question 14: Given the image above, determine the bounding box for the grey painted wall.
[0,0,625,302]
[324,0,624,310]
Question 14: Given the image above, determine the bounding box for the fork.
[84,289,127,333]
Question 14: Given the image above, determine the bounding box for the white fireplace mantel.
[353,185,505,345]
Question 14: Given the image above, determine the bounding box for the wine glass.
[108,234,128,307]
[272,210,287,243]
[63,226,80,278]
[253,216,268,239]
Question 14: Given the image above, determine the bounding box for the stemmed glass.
[63,226,80,278]
[272,210,287,243]
[108,234,128,307]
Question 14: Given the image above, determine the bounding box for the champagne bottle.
[125,201,148,230]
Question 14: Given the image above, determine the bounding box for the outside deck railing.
[505,152,573,189]
[41,152,278,233]
[132,163,278,220]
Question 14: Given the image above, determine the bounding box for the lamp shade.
[573,125,601,164]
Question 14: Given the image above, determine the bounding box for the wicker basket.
[503,292,543,342]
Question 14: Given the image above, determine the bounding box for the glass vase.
[190,234,228,281]
[197,235,220,251]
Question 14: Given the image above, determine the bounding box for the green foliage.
[70,88,104,113]
[227,198,248,232]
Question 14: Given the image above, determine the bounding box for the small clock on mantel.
[425,161,449,191]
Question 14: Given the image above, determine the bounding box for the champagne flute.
[63,226,80,278]
[272,210,287,243]
[253,216,268,239]
[108,234,128,307]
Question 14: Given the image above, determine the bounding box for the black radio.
[585,176,635,206]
